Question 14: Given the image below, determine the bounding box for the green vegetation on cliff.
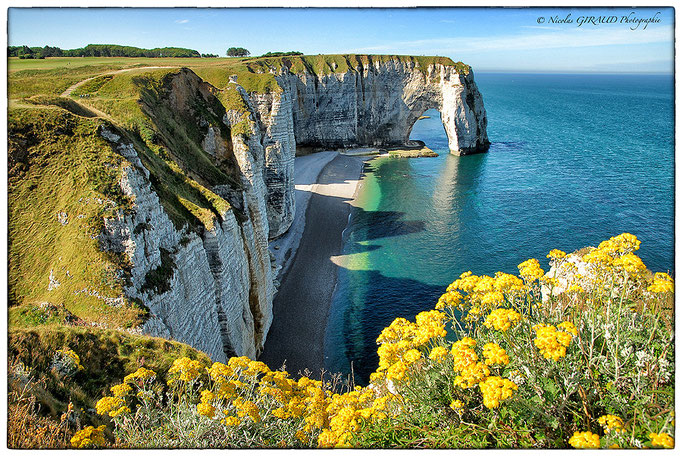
[8,325,210,448]
[8,65,249,324]
[8,106,143,327]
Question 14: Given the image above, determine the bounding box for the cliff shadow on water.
[323,146,492,385]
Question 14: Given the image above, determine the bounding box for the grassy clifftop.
[8,66,248,328]
[9,54,471,96]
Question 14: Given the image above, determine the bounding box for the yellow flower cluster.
[110,382,132,398]
[582,233,647,278]
[648,272,674,293]
[375,311,446,381]
[478,376,518,409]
[482,343,509,366]
[568,431,601,448]
[168,357,204,384]
[598,233,641,255]
[450,338,515,397]
[597,414,624,433]
[428,346,448,362]
[436,290,463,310]
[612,253,646,274]
[451,338,478,372]
[95,395,130,418]
[123,367,156,384]
[649,432,674,448]
[483,308,522,332]
[57,348,84,371]
[547,249,566,259]
[557,321,578,336]
[518,259,544,282]
[318,387,389,447]
[196,355,394,447]
[444,271,525,319]
[533,323,573,361]
[449,399,464,411]
[70,425,107,448]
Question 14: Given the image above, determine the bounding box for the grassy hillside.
[8,65,250,326]
[8,325,211,448]
[8,105,144,327]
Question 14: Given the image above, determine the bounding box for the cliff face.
[9,55,488,364]
[243,56,489,238]
[273,58,489,155]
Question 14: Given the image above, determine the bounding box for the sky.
[7,7,675,73]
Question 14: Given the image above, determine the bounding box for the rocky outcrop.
[272,58,489,155]
[244,56,489,238]
[96,71,276,362]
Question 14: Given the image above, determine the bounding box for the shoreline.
[260,150,373,378]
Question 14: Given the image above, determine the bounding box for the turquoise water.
[324,73,674,383]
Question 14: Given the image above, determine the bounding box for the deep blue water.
[324,73,674,383]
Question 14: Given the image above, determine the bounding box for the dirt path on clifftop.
[260,154,366,378]
[60,66,174,97]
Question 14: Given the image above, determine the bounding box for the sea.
[323,72,675,383]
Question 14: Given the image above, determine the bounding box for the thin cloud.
[353,25,671,54]
[174,19,189,24]
[520,25,555,30]
[440,19,456,24]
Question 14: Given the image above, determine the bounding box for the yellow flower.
[168,357,204,384]
[197,402,215,418]
[124,367,156,384]
[557,321,578,336]
[483,308,522,332]
[429,346,449,362]
[403,349,422,364]
[649,432,674,448]
[70,425,107,448]
[95,396,127,417]
[612,253,646,274]
[478,376,517,409]
[518,258,544,282]
[436,290,463,309]
[533,324,572,361]
[449,399,464,411]
[482,343,509,366]
[493,272,526,292]
[454,362,490,389]
[56,348,84,371]
[547,249,566,259]
[221,415,241,426]
[569,431,601,449]
[271,407,289,419]
[110,383,131,398]
[597,414,624,433]
[648,272,674,293]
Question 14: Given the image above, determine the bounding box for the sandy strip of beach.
[260,152,369,378]
[269,151,338,280]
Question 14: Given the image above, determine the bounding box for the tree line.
[8,44,305,60]
[8,44,204,59]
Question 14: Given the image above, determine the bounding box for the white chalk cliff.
[94,56,489,362]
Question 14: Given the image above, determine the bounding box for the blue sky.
[8,7,674,73]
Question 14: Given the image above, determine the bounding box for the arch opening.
[407,108,449,150]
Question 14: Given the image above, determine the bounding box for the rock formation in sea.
[8,55,489,363]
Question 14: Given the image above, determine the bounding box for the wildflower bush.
[75,233,674,448]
